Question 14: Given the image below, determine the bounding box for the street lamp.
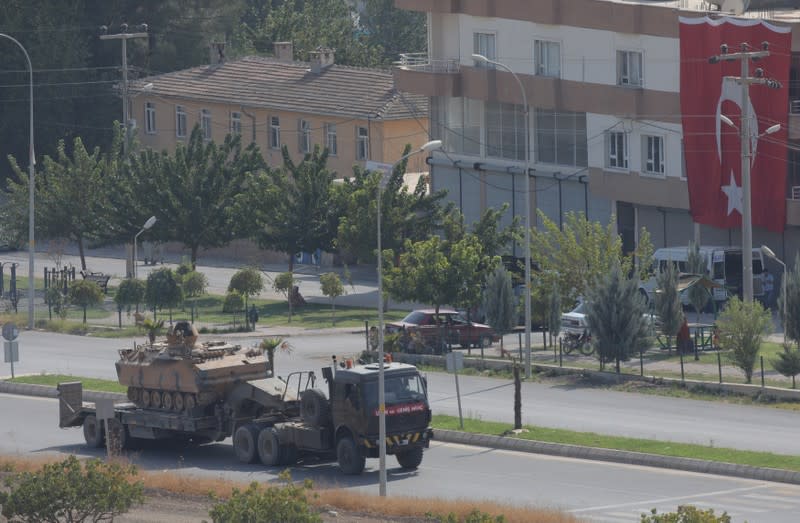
[133,216,157,279]
[0,34,36,330]
[719,114,780,302]
[761,244,787,345]
[472,53,532,378]
[373,139,441,497]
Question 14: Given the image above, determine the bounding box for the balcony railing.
[395,53,460,74]
[790,99,800,114]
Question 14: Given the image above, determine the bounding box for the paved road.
[2,394,799,523]
[6,330,800,455]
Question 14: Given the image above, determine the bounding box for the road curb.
[433,428,800,486]
[3,381,797,486]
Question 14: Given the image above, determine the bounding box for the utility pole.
[709,41,782,303]
[100,24,148,155]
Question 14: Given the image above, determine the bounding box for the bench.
[80,271,111,294]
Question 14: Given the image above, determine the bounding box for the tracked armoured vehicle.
[115,321,268,413]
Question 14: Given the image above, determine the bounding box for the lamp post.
[761,245,787,345]
[133,216,157,279]
[0,34,35,330]
[719,113,780,302]
[372,139,441,497]
[472,53,532,378]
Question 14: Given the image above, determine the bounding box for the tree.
[238,146,338,270]
[772,345,800,389]
[717,297,771,384]
[5,136,117,270]
[223,291,245,328]
[209,473,320,523]
[360,0,427,64]
[686,241,710,322]
[145,268,184,321]
[655,260,684,355]
[585,262,651,373]
[780,257,800,346]
[228,267,264,330]
[547,282,562,345]
[68,279,104,324]
[483,266,515,351]
[320,272,345,325]
[127,127,266,267]
[273,272,297,323]
[45,286,68,321]
[0,455,144,523]
[182,270,208,323]
[530,211,654,308]
[114,278,146,328]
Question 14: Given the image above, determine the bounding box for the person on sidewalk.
[248,304,259,331]
[762,269,775,310]
[676,318,692,354]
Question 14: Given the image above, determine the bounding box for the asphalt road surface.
[5,330,800,455]
[2,394,799,523]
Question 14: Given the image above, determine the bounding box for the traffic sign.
[2,322,19,341]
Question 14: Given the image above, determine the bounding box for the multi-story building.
[394,0,800,264]
[130,43,429,176]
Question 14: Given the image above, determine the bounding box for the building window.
[535,109,587,167]
[607,131,629,170]
[175,105,187,138]
[299,119,311,153]
[325,123,337,155]
[534,40,560,78]
[145,102,156,134]
[486,101,525,161]
[201,109,212,141]
[642,135,665,175]
[617,50,643,87]
[269,116,280,149]
[473,32,496,67]
[356,126,369,160]
[439,97,481,156]
[230,111,242,135]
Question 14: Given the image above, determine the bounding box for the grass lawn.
[7,374,127,394]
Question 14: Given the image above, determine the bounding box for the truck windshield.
[363,374,427,408]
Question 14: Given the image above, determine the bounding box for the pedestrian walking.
[249,304,259,330]
[763,269,775,309]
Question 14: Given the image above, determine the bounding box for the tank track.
[127,387,212,413]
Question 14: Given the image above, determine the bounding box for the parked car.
[560,300,661,352]
[386,309,499,349]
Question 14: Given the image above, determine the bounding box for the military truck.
[58,331,433,475]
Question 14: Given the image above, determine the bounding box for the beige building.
[129,44,429,176]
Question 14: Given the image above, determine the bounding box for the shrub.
[426,509,506,523]
[640,505,730,522]
[0,455,144,523]
[717,297,771,383]
[209,471,320,523]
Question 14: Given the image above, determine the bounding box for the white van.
[640,246,765,304]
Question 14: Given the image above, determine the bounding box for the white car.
[560,301,661,338]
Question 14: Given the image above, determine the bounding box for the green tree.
[145,268,184,321]
[530,211,654,308]
[68,279,104,324]
[360,0,427,64]
[238,146,338,270]
[209,472,320,523]
[585,262,650,373]
[114,278,146,327]
[273,272,297,323]
[641,505,731,523]
[222,291,245,328]
[0,455,144,523]
[182,270,208,322]
[45,286,68,321]
[483,266,516,351]
[547,282,562,344]
[228,267,264,330]
[717,297,771,384]
[772,344,800,388]
[5,136,117,271]
[780,257,800,346]
[686,241,710,322]
[319,272,345,325]
[655,260,684,354]
[126,127,265,267]
[335,148,447,264]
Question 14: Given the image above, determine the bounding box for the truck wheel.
[336,436,365,475]
[233,423,260,464]
[257,427,282,466]
[83,414,105,448]
[301,389,331,427]
[395,447,423,470]
[106,418,129,452]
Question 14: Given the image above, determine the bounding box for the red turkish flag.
[680,17,790,232]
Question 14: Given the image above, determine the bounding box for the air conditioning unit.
[792,186,800,200]
[707,0,750,14]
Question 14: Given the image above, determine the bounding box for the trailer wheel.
[257,427,282,466]
[106,418,129,453]
[301,389,331,427]
[83,414,105,448]
[395,447,423,469]
[233,423,259,464]
[336,436,365,475]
